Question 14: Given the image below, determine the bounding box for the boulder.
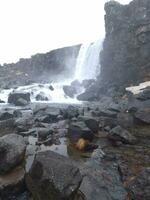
[35,92,49,101]
[79,148,127,200]
[37,128,53,141]
[0,119,15,137]
[8,92,30,106]
[117,112,134,128]
[79,116,99,133]
[26,150,82,200]
[34,106,60,123]
[15,117,34,133]
[68,121,94,143]
[128,167,150,200]
[108,125,137,145]
[0,134,26,174]
[60,105,79,119]
[134,111,150,124]
[0,111,14,121]
[99,116,117,129]
[0,100,5,103]
[135,86,150,101]
[81,79,95,89]
[63,85,77,98]
[0,166,25,200]
[49,85,54,91]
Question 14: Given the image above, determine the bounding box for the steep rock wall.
[0,45,80,88]
[100,0,150,89]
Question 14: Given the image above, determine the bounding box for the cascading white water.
[0,40,103,104]
[75,40,102,81]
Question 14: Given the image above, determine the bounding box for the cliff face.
[100,0,150,89]
[0,45,80,88]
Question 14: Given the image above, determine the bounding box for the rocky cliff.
[100,0,150,89]
[0,45,80,89]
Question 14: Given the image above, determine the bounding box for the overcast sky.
[0,0,131,64]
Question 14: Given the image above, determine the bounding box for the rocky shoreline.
[0,85,149,200]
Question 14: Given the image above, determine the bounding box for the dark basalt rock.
[26,150,82,200]
[0,134,26,174]
[79,148,127,200]
[68,121,94,143]
[0,111,14,121]
[35,92,49,101]
[128,167,150,200]
[63,85,77,98]
[117,112,134,128]
[60,105,80,119]
[135,86,150,101]
[0,45,80,89]
[0,100,5,103]
[37,127,53,141]
[134,110,150,124]
[99,0,150,90]
[8,92,30,106]
[108,125,137,145]
[79,116,99,133]
[0,166,25,200]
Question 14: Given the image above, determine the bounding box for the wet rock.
[117,112,134,128]
[34,106,60,123]
[68,121,94,143]
[0,166,25,200]
[77,86,98,101]
[16,98,29,106]
[63,85,77,98]
[13,110,23,118]
[108,125,137,145]
[128,167,150,200]
[134,111,150,124]
[19,128,37,137]
[99,116,117,129]
[79,116,99,133]
[0,100,5,103]
[35,92,49,101]
[79,149,127,200]
[15,117,34,133]
[49,85,54,91]
[81,79,95,89]
[0,134,26,174]
[0,111,14,121]
[135,86,150,101]
[97,109,118,118]
[26,150,82,200]
[37,128,53,141]
[60,105,79,119]
[0,119,15,137]
[8,92,30,106]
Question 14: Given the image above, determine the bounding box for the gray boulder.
[79,148,127,200]
[108,125,137,144]
[8,92,30,106]
[68,121,94,143]
[128,167,150,200]
[135,111,150,124]
[26,150,82,200]
[0,134,26,174]
[0,166,25,200]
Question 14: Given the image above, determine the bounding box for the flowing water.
[0,40,103,103]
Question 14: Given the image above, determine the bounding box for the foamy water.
[0,40,103,104]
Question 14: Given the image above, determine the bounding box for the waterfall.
[0,40,103,104]
[74,39,102,81]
